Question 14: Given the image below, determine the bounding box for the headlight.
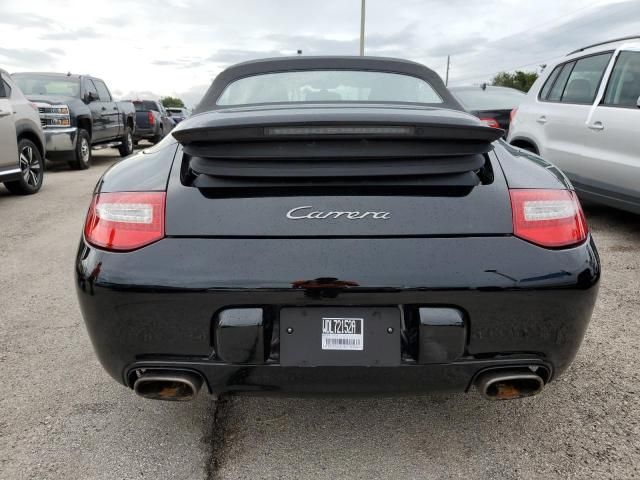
[47,117,71,127]
[52,106,69,115]
[36,103,71,128]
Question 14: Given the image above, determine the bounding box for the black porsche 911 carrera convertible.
[75,56,600,402]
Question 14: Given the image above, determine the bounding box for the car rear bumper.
[75,235,600,395]
[134,127,156,139]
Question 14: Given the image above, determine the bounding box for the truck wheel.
[151,127,164,144]
[4,139,44,195]
[118,127,134,157]
[68,129,92,170]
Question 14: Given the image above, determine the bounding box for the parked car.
[508,36,640,214]
[166,107,189,124]
[11,72,135,170]
[0,69,45,194]
[450,84,526,131]
[130,100,174,144]
[76,56,599,403]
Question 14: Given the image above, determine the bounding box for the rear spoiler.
[172,107,504,180]
[172,117,504,146]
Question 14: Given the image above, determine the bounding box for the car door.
[93,79,120,140]
[84,78,107,142]
[537,52,613,179]
[581,48,640,202]
[0,75,19,174]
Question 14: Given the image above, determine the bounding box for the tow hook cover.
[418,307,466,363]
[214,308,266,363]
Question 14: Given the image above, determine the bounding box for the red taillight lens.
[148,111,155,125]
[84,192,165,251]
[510,108,518,123]
[510,189,588,248]
[479,117,500,128]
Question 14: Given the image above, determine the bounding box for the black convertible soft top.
[194,56,465,113]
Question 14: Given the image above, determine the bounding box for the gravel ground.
[0,150,638,479]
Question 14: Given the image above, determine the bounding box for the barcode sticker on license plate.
[321,317,363,350]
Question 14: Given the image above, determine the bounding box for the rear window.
[602,51,640,107]
[216,70,443,106]
[561,53,612,104]
[134,101,159,112]
[541,52,612,104]
[547,63,575,102]
[452,88,525,111]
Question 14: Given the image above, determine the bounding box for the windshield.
[134,101,159,112]
[167,108,184,114]
[452,87,525,111]
[217,70,443,106]
[13,74,80,97]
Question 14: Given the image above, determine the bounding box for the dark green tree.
[491,71,539,92]
[161,96,185,108]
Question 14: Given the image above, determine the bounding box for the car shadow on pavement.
[208,369,636,480]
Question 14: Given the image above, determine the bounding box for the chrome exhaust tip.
[476,369,545,400]
[133,372,203,402]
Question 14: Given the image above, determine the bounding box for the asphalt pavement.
[1,149,638,479]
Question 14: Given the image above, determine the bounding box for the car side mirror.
[86,92,98,103]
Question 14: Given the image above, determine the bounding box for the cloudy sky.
[1,0,639,107]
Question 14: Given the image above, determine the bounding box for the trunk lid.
[165,104,513,237]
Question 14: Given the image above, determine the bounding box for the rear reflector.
[479,117,500,129]
[84,192,165,251]
[510,189,588,248]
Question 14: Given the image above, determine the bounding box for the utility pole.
[445,55,450,86]
[359,0,366,56]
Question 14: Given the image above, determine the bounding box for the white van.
[508,36,640,214]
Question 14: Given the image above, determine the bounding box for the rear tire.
[68,129,92,170]
[4,139,44,195]
[151,127,163,145]
[118,127,133,157]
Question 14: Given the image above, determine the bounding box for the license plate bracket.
[280,307,401,366]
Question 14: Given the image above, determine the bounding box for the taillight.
[84,192,165,251]
[479,117,500,128]
[510,108,518,123]
[510,189,588,248]
[148,111,155,125]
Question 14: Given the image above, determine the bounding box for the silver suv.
[508,36,640,214]
[0,69,45,195]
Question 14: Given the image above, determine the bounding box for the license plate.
[279,307,400,366]
[321,317,363,351]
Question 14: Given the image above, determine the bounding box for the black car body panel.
[95,139,177,192]
[76,234,599,392]
[166,147,512,237]
[76,56,600,398]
